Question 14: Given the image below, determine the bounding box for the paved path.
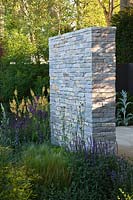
[116,126,133,158]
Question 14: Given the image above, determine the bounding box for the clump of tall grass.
[22,143,71,189]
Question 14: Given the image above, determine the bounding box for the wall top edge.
[49,26,116,41]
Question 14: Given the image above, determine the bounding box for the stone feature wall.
[49,27,116,146]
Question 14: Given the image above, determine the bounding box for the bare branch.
[97,0,108,15]
[113,4,120,10]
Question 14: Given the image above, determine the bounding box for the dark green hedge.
[0,63,49,105]
[112,8,133,64]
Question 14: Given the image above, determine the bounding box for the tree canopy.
[0,0,120,63]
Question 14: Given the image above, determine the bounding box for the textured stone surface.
[49,27,116,146]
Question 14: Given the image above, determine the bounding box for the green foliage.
[68,153,133,200]
[118,188,133,200]
[1,0,73,63]
[70,0,106,29]
[0,0,120,64]
[0,145,13,166]
[20,143,71,199]
[19,142,133,200]
[0,146,34,200]
[27,150,133,200]
[22,143,71,190]
[0,63,49,105]
[117,90,133,126]
[112,8,133,63]
[0,143,133,200]
[0,165,34,200]
[2,30,37,63]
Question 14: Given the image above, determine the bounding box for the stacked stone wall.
[49,27,116,146]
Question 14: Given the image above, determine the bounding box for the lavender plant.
[69,151,133,200]
[117,90,133,126]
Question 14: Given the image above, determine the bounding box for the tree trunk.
[74,0,81,29]
[98,0,114,26]
[104,12,111,26]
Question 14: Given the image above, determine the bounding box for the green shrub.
[112,8,133,64]
[0,146,13,166]
[0,63,49,107]
[0,145,34,200]
[67,152,133,200]
[0,165,34,200]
